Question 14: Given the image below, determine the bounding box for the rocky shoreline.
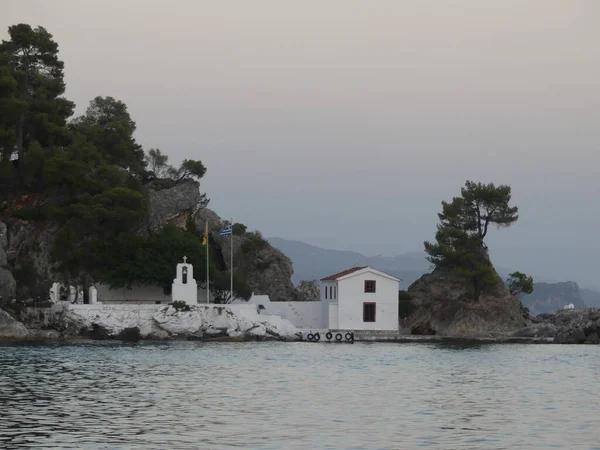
[1,303,302,343]
[3,305,600,344]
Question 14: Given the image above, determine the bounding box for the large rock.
[297,280,320,301]
[0,221,7,266]
[194,209,300,302]
[5,219,59,302]
[58,304,300,341]
[0,309,29,339]
[406,267,527,337]
[153,307,203,338]
[0,268,16,304]
[141,179,201,234]
[0,222,16,303]
[535,307,600,344]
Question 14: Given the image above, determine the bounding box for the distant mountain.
[268,238,600,310]
[581,288,600,307]
[520,282,586,315]
[267,237,432,287]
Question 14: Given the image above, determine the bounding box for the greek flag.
[218,224,232,237]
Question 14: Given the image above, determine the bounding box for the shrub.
[171,300,190,311]
[232,223,247,235]
[241,231,269,254]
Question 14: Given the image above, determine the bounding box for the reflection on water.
[1,341,600,449]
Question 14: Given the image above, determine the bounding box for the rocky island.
[0,24,597,345]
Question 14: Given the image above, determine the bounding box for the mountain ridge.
[268,237,600,312]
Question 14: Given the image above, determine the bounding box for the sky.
[3,1,600,287]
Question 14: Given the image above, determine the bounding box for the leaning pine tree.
[424,181,520,300]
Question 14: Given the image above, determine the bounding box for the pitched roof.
[320,266,367,281]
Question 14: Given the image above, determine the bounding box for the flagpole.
[230,217,233,302]
[206,221,209,304]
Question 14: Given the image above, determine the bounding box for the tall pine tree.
[0,24,74,160]
[424,181,519,299]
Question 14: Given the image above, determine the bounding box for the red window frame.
[364,280,376,293]
[363,302,376,322]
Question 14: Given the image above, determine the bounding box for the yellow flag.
[202,221,208,246]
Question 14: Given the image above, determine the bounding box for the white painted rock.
[152,306,202,336]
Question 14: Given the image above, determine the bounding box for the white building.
[171,256,198,305]
[321,266,400,331]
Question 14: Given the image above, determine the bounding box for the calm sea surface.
[1,341,599,449]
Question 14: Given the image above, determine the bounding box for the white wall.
[242,294,327,329]
[328,303,339,329]
[95,283,215,305]
[96,283,170,304]
[337,271,399,331]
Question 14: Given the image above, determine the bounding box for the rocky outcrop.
[50,304,300,341]
[3,179,302,305]
[141,179,201,234]
[519,307,600,344]
[297,280,320,301]
[3,219,59,302]
[0,309,29,339]
[194,208,300,302]
[521,281,585,315]
[0,222,16,303]
[406,267,527,337]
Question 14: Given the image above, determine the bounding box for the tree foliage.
[506,272,534,297]
[0,24,74,160]
[0,23,222,300]
[424,181,519,299]
[70,96,145,175]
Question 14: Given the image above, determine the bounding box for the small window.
[333,286,336,299]
[325,286,328,299]
[364,280,376,293]
[182,266,188,284]
[363,302,376,322]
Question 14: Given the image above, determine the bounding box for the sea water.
[1,341,599,449]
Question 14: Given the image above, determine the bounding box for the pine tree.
[0,24,74,160]
[424,181,519,299]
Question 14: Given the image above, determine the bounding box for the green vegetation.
[241,230,269,254]
[506,271,534,298]
[398,290,416,318]
[0,23,250,302]
[424,181,523,299]
[171,300,190,311]
[232,222,247,235]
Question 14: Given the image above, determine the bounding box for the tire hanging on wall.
[314,332,321,341]
[307,332,314,341]
[345,332,353,341]
[335,333,342,341]
[326,332,333,340]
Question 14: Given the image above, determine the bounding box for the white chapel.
[172,256,198,305]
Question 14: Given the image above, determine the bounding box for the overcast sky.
[3,1,599,287]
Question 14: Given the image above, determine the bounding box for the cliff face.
[1,179,301,304]
[0,222,16,303]
[521,282,586,314]
[193,208,299,301]
[141,179,201,235]
[1,219,58,303]
[406,267,527,337]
